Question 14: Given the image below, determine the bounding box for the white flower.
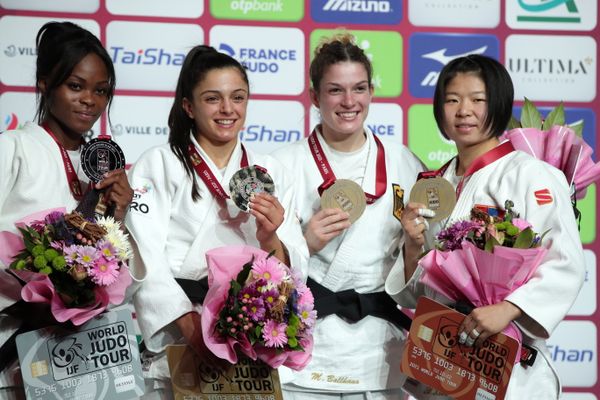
[97,216,133,260]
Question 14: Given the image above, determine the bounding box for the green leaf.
[514,227,534,249]
[507,116,521,130]
[520,98,543,129]
[542,102,565,130]
[484,236,500,253]
[568,120,584,137]
[236,258,254,287]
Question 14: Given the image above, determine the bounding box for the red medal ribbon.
[42,123,86,200]
[308,128,387,205]
[187,143,250,200]
[436,141,515,199]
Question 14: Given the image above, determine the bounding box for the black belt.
[307,277,411,331]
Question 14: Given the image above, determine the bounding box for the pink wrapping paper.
[419,241,548,359]
[201,245,313,370]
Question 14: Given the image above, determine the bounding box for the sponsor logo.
[112,123,168,137]
[239,124,301,143]
[548,344,594,363]
[409,33,499,98]
[310,29,402,97]
[516,0,581,23]
[210,0,302,22]
[534,188,553,205]
[218,42,297,74]
[110,46,185,66]
[408,0,500,28]
[3,113,19,131]
[311,0,401,24]
[2,45,35,57]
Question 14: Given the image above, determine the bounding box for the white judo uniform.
[271,127,424,395]
[126,135,309,391]
[386,149,585,399]
[0,122,145,398]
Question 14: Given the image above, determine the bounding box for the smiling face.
[182,67,249,148]
[441,72,495,152]
[311,61,373,143]
[42,53,110,147]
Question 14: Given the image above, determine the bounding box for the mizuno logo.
[422,46,488,66]
[323,0,391,13]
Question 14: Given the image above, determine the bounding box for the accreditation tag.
[16,309,144,400]
[400,297,519,400]
[166,345,283,400]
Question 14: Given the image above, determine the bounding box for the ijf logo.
[311,0,402,25]
[210,25,304,95]
[409,33,499,99]
[310,29,402,97]
[507,0,597,31]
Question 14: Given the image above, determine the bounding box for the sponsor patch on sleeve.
[534,188,553,205]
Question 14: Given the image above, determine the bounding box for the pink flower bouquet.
[201,245,315,370]
[0,209,132,325]
[501,99,600,199]
[419,201,548,358]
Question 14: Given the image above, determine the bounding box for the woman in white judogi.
[127,45,308,398]
[385,55,585,399]
[0,22,134,400]
[272,33,423,400]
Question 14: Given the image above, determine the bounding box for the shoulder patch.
[534,188,553,205]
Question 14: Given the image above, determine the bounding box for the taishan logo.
[517,0,581,23]
[323,0,391,12]
[110,47,185,66]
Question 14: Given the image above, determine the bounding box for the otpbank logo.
[409,33,499,99]
[407,104,456,169]
[310,29,402,97]
[507,0,597,31]
[311,0,402,25]
[210,0,303,22]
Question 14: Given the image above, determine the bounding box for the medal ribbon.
[42,123,86,200]
[187,143,250,200]
[432,141,515,199]
[308,128,387,204]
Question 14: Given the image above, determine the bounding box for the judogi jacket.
[272,127,424,392]
[386,149,585,399]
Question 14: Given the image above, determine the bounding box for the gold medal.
[320,179,366,224]
[409,176,456,222]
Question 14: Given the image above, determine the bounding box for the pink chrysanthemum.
[298,304,317,328]
[77,246,99,267]
[262,320,288,348]
[261,289,279,310]
[297,287,314,306]
[89,257,119,286]
[63,245,80,265]
[97,240,118,260]
[252,258,285,284]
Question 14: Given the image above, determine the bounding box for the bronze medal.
[409,176,455,222]
[80,137,126,183]
[229,166,275,212]
[320,179,366,224]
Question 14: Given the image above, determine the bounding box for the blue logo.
[512,107,596,156]
[547,344,594,363]
[311,0,402,25]
[110,47,185,66]
[217,43,297,74]
[239,125,301,143]
[408,33,499,99]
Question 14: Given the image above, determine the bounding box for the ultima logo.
[311,0,400,24]
[110,47,185,66]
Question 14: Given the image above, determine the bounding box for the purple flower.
[298,303,317,328]
[77,246,99,267]
[63,245,81,265]
[261,289,279,310]
[247,297,266,321]
[97,240,118,261]
[437,220,483,251]
[44,211,65,225]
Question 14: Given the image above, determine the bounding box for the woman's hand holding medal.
[249,192,285,245]
[95,169,134,221]
[304,208,351,256]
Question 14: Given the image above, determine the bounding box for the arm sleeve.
[504,163,585,339]
[126,151,194,352]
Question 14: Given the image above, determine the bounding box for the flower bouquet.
[418,201,548,358]
[0,208,132,326]
[501,98,600,199]
[201,245,315,370]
